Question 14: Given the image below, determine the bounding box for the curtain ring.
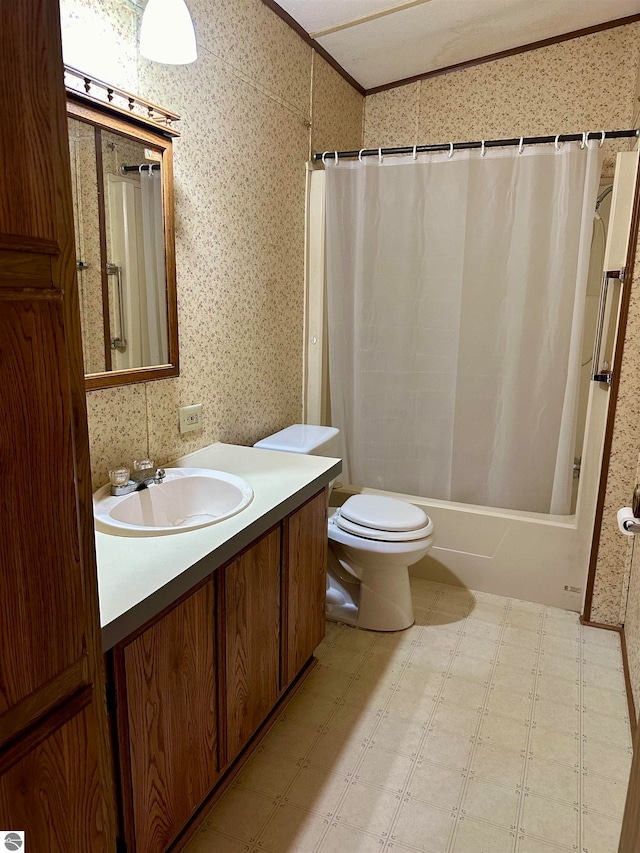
[378,147,383,163]
[412,144,417,161]
[321,151,328,165]
[334,151,338,165]
[599,131,606,147]
[358,149,365,162]
[448,142,454,159]
[481,140,486,157]
[518,137,524,155]
[580,132,587,149]
[554,134,562,151]
[139,165,144,174]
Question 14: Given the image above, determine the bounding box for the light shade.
[140,0,197,65]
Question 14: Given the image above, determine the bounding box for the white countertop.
[96,442,341,650]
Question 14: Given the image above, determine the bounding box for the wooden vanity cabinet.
[219,527,281,765]
[111,488,328,852]
[282,490,328,688]
[114,580,219,853]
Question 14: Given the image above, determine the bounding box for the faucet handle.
[133,456,154,471]
[109,466,131,488]
[154,467,166,484]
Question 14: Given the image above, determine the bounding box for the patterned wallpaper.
[365,24,640,177]
[59,0,363,488]
[364,22,640,631]
[366,25,640,147]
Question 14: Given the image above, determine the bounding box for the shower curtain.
[140,169,168,365]
[325,142,601,514]
[107,171,168,369]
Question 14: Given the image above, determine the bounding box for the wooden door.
[0,703,108,850]
[619,718,640,851]
[220,528,281,764]
[0,0,115,848]
[118,581,218,853]
[282,490,328,687]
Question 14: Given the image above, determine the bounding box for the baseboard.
[580,616,637,738]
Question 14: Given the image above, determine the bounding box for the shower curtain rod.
[312,129,639,162]
[120,163,161,173]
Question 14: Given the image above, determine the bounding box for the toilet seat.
[333,495,434,542]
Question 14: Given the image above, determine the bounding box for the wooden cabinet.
[282,490,328,687]
[115,581,218,852]
[0,703,109,851]
[220,527,281,764]
[112,494,326,852]
[0,0,116,847]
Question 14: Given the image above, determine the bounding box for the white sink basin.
[93,468,254,536]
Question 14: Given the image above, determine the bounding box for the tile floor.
[186,579,633,853]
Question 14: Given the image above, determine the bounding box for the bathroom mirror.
[65,68,180,390]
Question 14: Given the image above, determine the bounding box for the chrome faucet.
[109,461,166,496]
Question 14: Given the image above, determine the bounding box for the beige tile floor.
[186,578,633,853]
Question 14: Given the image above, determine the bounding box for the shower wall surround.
[59,0,364,489]
[363,22,640,630]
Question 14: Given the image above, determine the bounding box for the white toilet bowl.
[327,495,434,631]
[253,425,435,632]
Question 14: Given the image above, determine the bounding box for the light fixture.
[140,0,197,65]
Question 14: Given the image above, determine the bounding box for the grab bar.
[106,262,127,351]
[592,267,625,385]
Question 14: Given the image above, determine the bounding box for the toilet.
[254,425,435,632]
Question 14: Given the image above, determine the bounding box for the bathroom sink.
[93,468,254,536]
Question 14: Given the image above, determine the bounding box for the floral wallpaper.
[366,26,640,144]
[59,0,364,489]
[365,24,640,177]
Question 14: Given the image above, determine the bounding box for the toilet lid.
[339,495,428,532]
[333,495,433,542]
[333,512,434,542]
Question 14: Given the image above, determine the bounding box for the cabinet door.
[0,702,108,852]
[222,528,281,763]
[121,581,217,853]
[0,0,115,845]
[282,490,327,687]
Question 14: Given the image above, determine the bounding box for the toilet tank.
[254,424,340,458]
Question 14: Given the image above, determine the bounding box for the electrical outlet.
[179,403,203,433]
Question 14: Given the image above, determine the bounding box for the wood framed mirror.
[65,67,180,390]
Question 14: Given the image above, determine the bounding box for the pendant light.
[140,0,197,65]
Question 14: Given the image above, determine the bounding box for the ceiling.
[274,0,640,92]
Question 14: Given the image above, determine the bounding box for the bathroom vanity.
[96,443,340,852]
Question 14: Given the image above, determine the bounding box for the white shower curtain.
[140,168,168,365]
[325,142,602,514]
